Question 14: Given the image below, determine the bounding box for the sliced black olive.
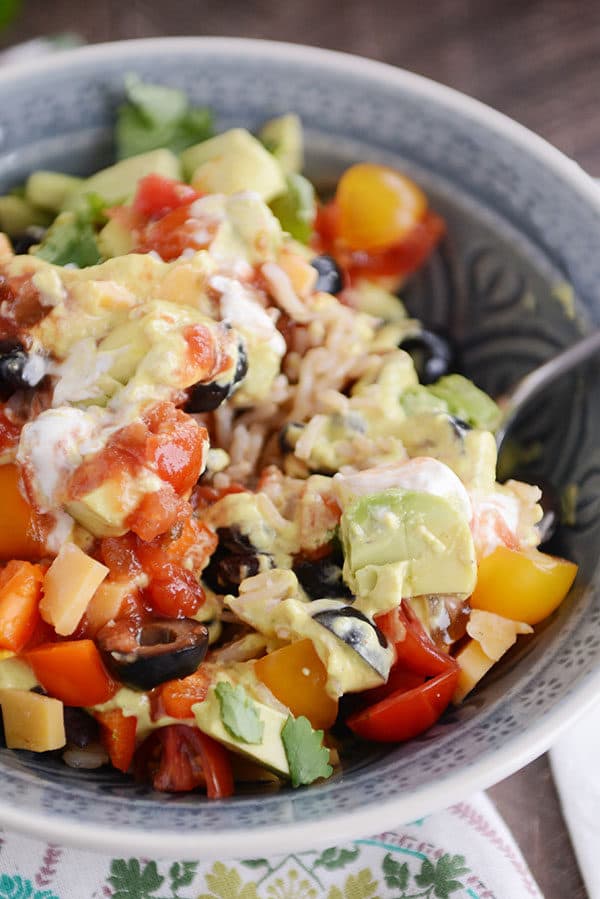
[311,602,392,679]
[311,254,344,294]
[96,618,209,690]
[0,341,30,400]
[279,421,305,454]
[11,226,46,255]
[202,526,270,594]
[294,544,352,600]
[216,526,256,554]
[63,707,100,748]
[186,338,248,413]
[399,329,456,384]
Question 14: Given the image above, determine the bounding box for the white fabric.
[0,792,542,898]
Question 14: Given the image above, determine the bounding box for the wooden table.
[2,2,594,895]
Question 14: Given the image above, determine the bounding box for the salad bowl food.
[0,37,598,859]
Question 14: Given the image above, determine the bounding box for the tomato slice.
[132,174,200,220]
[346,667,459,743]
[376,602,456,677]
[135,725,234,797]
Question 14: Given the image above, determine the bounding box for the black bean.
[294,545,352,600]
[63,707,100,748]
[311,254,344,294]
[399,329,456,384]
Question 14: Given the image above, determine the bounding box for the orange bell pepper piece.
[158,668,211,719]
[95,708,137,773]
[470,546,578,625]
[0,560,43,651]
[25,639,118,706]
[0,464,44,560]
[254,639,338,730]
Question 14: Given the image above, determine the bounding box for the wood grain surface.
[1,2,595,895]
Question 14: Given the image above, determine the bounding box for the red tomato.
[345,211,445,281]
[132,174,200,220]
[145,563,205,618]
[377,602,456,677]
[135,725,234,797]
[143,403,207,496]
[346,667,459,743]
[136,203,219,261]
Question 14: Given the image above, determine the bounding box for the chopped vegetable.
[0,560,43,653]
[0,465,44,561]
[33,204,102,267]
[95,707,137,772]
[215,681,264,744]
[470,546,578,625]
[40,542,109,636]
[281,715,333,787]
[116,75,213,160]
[376,602,456,677]
[270,173,316,243]
[25,640,118,706]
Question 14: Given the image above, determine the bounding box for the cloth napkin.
[0,792,542,898]
[551,705,600,899]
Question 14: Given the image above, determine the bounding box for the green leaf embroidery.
[326,868,380,899]
[414,854,469,899]
[198,862,259,899]
[240,860,270,870]
[382,853,409,890]
[314,846,360,871]
[116,76,213,160]
[281,715,333,787]
[107,858,165,899]
[169,860,197,893]
[215,682,264,744]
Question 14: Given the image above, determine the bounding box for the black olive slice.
[311,602,392,679]
[311,254,344,294]
[294,544,352,600]
[0,341,30,400]
[186,339,248,413]
[399,329,456,385]
[96,618,209,691]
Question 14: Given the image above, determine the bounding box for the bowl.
[0,36,599,859]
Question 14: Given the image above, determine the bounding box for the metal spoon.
[495,329,600,451]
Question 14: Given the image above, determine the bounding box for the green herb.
[116,75,213,160]
[281,715,333,787]
[215,682,264,744]
[33,194,105,267]
[269,173,316,244]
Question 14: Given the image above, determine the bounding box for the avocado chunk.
[259,113,303,174]
[340,488,476,598]
[0,195,51,236]
[25,171,83,213]
[97,217,135,259]
[66,467,165,537]
[63,149,181,211]
[181,129,286,202]
[270,173,316,243]
[193,677,290,776]
[427,374,501,431]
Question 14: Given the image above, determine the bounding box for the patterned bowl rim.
[0,36,599,858]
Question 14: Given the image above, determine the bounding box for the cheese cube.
[40,542,109,635]
[0,689,65,751]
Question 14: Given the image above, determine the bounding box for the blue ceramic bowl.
[0,37,598,858]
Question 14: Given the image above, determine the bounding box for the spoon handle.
[496,329,600,449]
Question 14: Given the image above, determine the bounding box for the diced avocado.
[427,374,501,431]
[181,129,286,202]
[193,677,290,777]
[97,217,135,259]
[63,149,181,211]
[0,656,37,691]
[350,280,409,322]
[400,384,448,417]
[66,467,165,537]
[259,113,303,174]
[269,173,316,243]
[398,412,497,489]
[340,489,476,598]
[0,195,51,236]
[25,171,83,212]
[219,192,283,263]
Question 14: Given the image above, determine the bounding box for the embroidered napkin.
[0,792,542,899]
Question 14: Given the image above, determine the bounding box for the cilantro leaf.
[281,715,333,787]
[215,682,264,744]
[116,75,213,159]
[33,194,105,267]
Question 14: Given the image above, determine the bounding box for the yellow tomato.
[335,163,427,252]
[254,638,338,730]
[470,546,577,625]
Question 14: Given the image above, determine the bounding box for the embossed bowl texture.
[0,38,598,858]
